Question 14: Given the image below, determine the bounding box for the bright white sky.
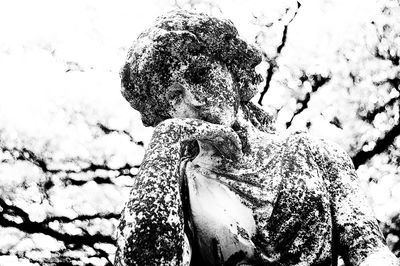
[0,0,379,134]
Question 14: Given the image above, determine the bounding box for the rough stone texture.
[116,10,399,266]
[115,118,243,266]
[120,10,263,127]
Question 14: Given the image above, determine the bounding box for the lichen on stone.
[120,10,263,127]
[116,10,399,266]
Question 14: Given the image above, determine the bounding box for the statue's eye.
[184,65,209,85]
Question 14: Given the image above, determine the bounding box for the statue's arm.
[114,118,241,266]
[320,141,399,265]
[114,121,186,266]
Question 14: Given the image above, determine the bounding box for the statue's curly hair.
[121,10,274,132]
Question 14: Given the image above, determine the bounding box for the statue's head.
[121,10,263,127]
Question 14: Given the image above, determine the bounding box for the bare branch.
[43,212,120,224]
[63,162,138,176]
[0,198,116,246]
[352,121,400,168]
[258,1,301,105]
[1,146,140,180]
[360,96,399,123]
[374,45,400,66]
[285,74,331,128]
[258,64,276,105]
[96,122,144,146]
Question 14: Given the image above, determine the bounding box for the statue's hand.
[152,118,243,161]
[115,118,242,265]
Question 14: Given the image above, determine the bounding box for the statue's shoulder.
[276,130,322,156]
[277,130,352,170]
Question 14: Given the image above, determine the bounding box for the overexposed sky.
[0,0,379,131]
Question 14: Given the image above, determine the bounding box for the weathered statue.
[115,10,399,266]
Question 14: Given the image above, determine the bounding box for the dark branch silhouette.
[0,198,116,246]
[0,121,139,264]
[96,122,144,146]
[352,121,400,168]
[0,196,118,264]
[1,246,114,266]
[359,96,399,123]
[42,212,120,224]
[1,146,140,178]
[352,33,400,168]
[258,1,301,105]
[285,73,331,128]
[374,46,400,67]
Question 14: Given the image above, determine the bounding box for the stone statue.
[115,10,399,266]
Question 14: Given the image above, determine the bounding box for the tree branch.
[285,74,331,128]
[0,198,116,247]
[258,1,301,105]
[63,162,139,177]
[374,45,400,66]
[1,146,140,180]
[96,122,144,146]
[360,96,399,123]
[352,121,400,168]
[42,212,120,224]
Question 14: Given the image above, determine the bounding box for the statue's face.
[167,56,239,126]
